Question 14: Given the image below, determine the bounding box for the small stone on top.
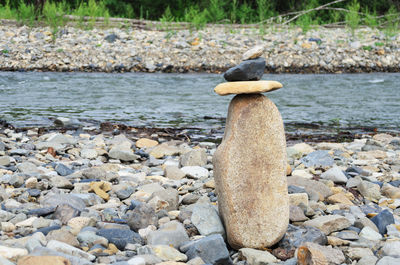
[214,80,282,96]
[242,45,264,61]
[223,57,266,82]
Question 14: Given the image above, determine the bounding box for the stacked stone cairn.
[213,46,289,249]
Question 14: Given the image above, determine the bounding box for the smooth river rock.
[223,57,266,81]
[213,94,289,249]
[214,80,282,96]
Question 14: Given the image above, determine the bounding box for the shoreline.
[1,24,399,74]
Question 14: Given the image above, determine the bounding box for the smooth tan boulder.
[213,94,289,249]
[214,81,282,96]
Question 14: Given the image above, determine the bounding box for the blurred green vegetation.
[0,0,399,33]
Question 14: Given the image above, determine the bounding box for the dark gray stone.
[55,163,74,176]
[223,58,266,82]
[288,185,307,194]
[105,33,119,43]
[277,224,327,250]
[301,150,334,167]
[181,234,232,265]
[9,149,30,156]
[96,228,142,250]
[371,209,394,235]
[127,203,158,232]
[27,189,41,197]
[36,225,61,235]
[27,206,56,216]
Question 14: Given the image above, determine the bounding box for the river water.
[0,72,399,134]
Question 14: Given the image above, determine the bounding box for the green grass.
[345,0,361,34]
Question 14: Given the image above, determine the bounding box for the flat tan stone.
[136,138,159,148]
[17,256,71,265]
[213,94,288,249]
[214,81,283,96]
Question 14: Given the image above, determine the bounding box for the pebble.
[191,203,225,237]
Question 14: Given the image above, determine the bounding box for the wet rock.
[181,234,232,265]
[96,228,142,250]
[147,221,189,248]
[370,209,394,235]
[223,57,266,81]
[213,94,288,249]
[191,203,225,237]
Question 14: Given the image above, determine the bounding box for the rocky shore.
[0,123,400,264]
[0,23,400,73]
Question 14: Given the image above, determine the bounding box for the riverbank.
[1,23,399,73]
[0,123,400,264]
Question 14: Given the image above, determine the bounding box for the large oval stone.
[213,94,289,249]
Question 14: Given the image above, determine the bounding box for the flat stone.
[136,138,158,148]
[242,45,264,60]
[223,57,266,81]
[109,145,139,161]
[147,221,189,249]
[287,177,332,200]
[191,203,225,237]
[300,150,334,168]
[321,166,348,184]
[344,247,374,260]
[29,246,91,265]
[181,234,231,265]
[96,228,142,250]
[151,245,188,262]
[239,248,278,264]
[297,242,345,265]
[327,193,354,205]
[181,166,209,179]
[0,245,28,259]
[47,240,95,261]
[214,80,282,96]
[55,163,74,176]
[304,215,351,235]
[213,94,288,249]
[41,194,86,211]
[17,256,72,265]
